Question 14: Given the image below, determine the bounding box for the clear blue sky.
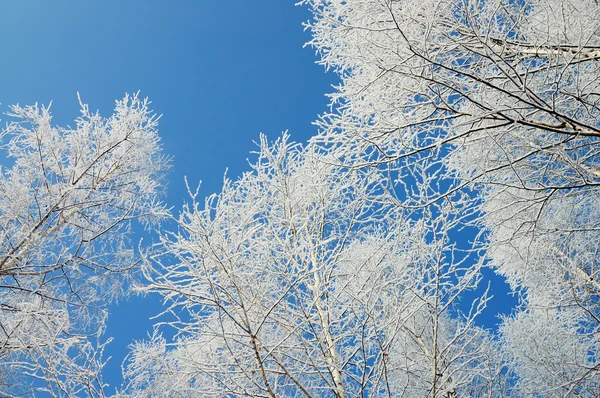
[0,1,515,392]
[0,1,335,390]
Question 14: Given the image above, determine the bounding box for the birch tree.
[301,0,600,394]
[121,135,504,397]
[0,94,168,396]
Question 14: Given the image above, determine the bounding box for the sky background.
[0,0,515,392]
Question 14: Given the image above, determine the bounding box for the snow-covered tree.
[0,94,168,396]
[121,135,504,397]
[301,0,600,394]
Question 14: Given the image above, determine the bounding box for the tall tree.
[0,94,168,396]
[301,0,600,394]
[121,135,503,397]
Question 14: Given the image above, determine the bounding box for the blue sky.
[0,1,335,390]
[0,1,517,393]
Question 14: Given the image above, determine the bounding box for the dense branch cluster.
[298,0,600,395]
[0,94,167,396]
[120,136,502,397]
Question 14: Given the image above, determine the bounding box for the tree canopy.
[0,94,167,396]
[1,0,600,396]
